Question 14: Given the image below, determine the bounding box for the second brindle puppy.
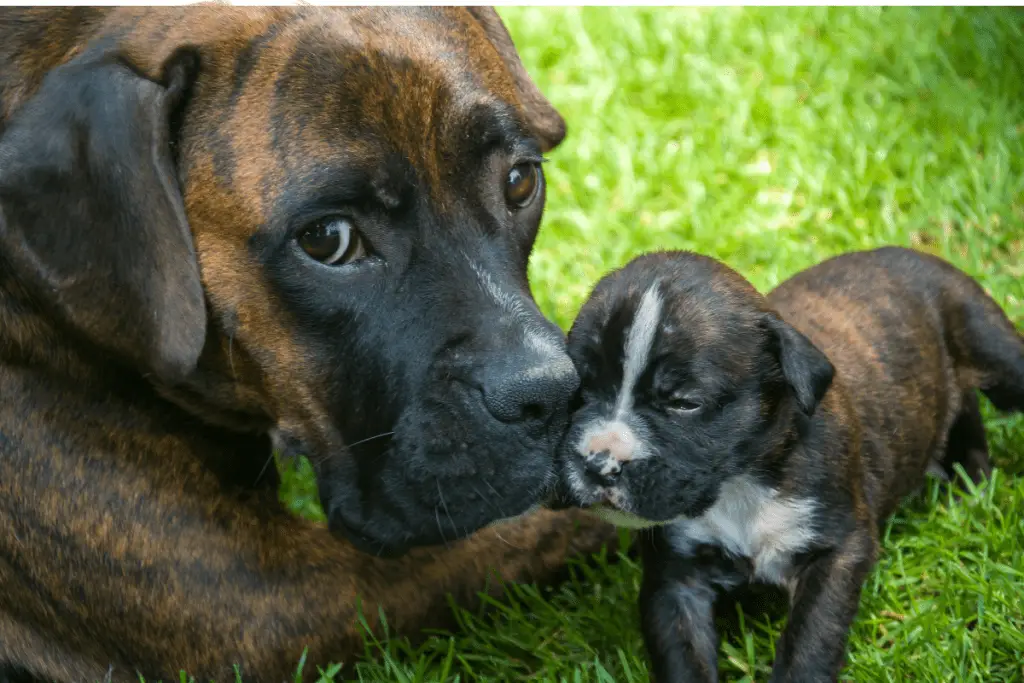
[554,247,1024,682]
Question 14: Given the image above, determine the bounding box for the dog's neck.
[0,281,280,490]
[1,272,271,424]
[0,275,110,385]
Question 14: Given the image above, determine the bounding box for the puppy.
[554,247,1024,682]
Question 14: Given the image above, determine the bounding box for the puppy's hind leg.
[945,277,1024,413]
[940,389,992,485]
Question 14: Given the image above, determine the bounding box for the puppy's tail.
[935,258,1024,413]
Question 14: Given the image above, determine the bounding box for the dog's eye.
[666,393,703,414]
[505,162,540,208]
[297,217,366,266]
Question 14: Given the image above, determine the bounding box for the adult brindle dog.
[0,7,614,681]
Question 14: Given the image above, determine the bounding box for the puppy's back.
[768,246,1024,511]
[769,246,1023,403]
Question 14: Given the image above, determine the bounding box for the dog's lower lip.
[330,515,410,558]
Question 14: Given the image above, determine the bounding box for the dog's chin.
[320,447,555,558]
[330,511,413,558]
[325,482,546,559]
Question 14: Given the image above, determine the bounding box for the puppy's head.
[0,7,576,556]
[553,252,834,527]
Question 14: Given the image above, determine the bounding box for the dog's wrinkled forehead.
[150,7,531,227]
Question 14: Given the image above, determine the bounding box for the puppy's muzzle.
[549,420,641,510]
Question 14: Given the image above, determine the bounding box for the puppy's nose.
[480,352,579,424]
[583,450,621,486]
[584,428,636,463]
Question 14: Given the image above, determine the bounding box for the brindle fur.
[0,7,613,681]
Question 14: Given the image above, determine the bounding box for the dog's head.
[0,7,578,556]
[553,252,834,527]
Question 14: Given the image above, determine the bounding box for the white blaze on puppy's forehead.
[571,282,662,465]
[615,281,663,419]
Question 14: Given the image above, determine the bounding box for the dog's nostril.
[522,402,546,423]
[479,353,579,425]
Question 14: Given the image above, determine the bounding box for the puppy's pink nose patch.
[585,427,637,463]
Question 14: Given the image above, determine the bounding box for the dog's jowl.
[555,247,1024,682]
[0,7,615,681]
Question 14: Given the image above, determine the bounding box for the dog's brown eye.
[505,162,540,208]
[297,217,366,266]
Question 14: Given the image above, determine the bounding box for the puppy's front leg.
[770,528,878,683]
[639,544,720,683]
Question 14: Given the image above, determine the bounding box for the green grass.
[281,7,1024,682]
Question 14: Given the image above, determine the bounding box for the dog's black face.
[554,252,834,527]
[274,155,577,557]
[266,123,578,556]
[0,7,578,559]
[238,11,580,557]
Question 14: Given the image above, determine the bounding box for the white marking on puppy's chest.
[666,476,818,586]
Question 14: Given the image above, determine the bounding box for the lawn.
[282,7,1024,682]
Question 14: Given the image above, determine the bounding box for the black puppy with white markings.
[553,248,1024,682]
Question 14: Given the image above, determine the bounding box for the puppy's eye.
[297,217,366,266]
[666,393,703,414]
[505,162,541,208]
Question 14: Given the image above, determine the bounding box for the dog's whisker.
[436,478,458,541]
[480,479,508,518]
[227,331,237,380]
[346,431,395,450]
[254,452,276,487]
[469,482,507,521]
[434,504,450,550]
[311,431,396,467]
[493,530,524,551]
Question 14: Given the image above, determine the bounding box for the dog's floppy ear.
[0,47,205,384]
[763,313,835,416]
[466,7,567,152]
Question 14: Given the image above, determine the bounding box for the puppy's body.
[557,247,1024,682]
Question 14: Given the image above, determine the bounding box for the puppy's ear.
[0,47,205,384]
[466,7,567,151]
[763,313,834,416]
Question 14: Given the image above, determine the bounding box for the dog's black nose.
[480,351,580,424]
